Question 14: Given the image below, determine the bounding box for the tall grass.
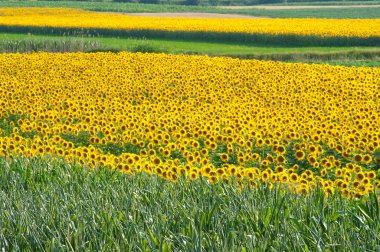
[0,37,167,53]
[0,38,103,53]
[0,157,379,251]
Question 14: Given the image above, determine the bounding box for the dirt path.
[218,4,380,10]
[125,12,268,18]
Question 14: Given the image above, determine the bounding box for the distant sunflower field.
[0,8,379,38]
[0,52,379,199]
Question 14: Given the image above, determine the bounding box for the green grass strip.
[0,25,379,47]
[1,33,379,66]
[1,32,378,53]
[0,156,380,251]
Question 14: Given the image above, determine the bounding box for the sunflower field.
[0,52,379,200]
[0,8,379,38]
[1,5,380,250]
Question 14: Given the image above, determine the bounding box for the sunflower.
[200,148,208,156]
[275,165,284,173]
[202,165,213,176]
[275,145,285,154]
[248,180,257,189]
[325,161,332,169]
[324,186,334,197]
[367,171,376,179]
[362,178,370,185]
[261,171,269,181]
[307,155,317,164]
[290,173,299,183]
[321,168,327,177]
[276,155,286,164]
[152,157,161,166]
[266,155,274,164]
[353,154,362,163]
[209,176,218,184]
[299,185,309,195]
[189,171,198,181]
[335,169,343,177]
[362,154,372,164]
[162,149,171,158]
[280,173,288,183]
[220,153,229,162]
[355,172,365,181]
[341,189,351,199]
[295,150,305,161]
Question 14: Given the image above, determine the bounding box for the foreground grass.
[0,1,379,19]
[0,157,380,251]
[1,33,379,67]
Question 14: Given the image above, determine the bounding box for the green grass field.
[1,33,379,66]
[1,33,378,54]
[1,157,379,251]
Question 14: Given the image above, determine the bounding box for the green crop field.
[1,157,379,251]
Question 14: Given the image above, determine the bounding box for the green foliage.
[130,43,167,53]
[112,0,133,2]
[184,0,200,5]
[0,157,380,250]
[0,114,23,137]
[99,142,142,156]
[257,0,282,3]
[61,131,91,147]
[209,0,219,5]
[139,0,161,4]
